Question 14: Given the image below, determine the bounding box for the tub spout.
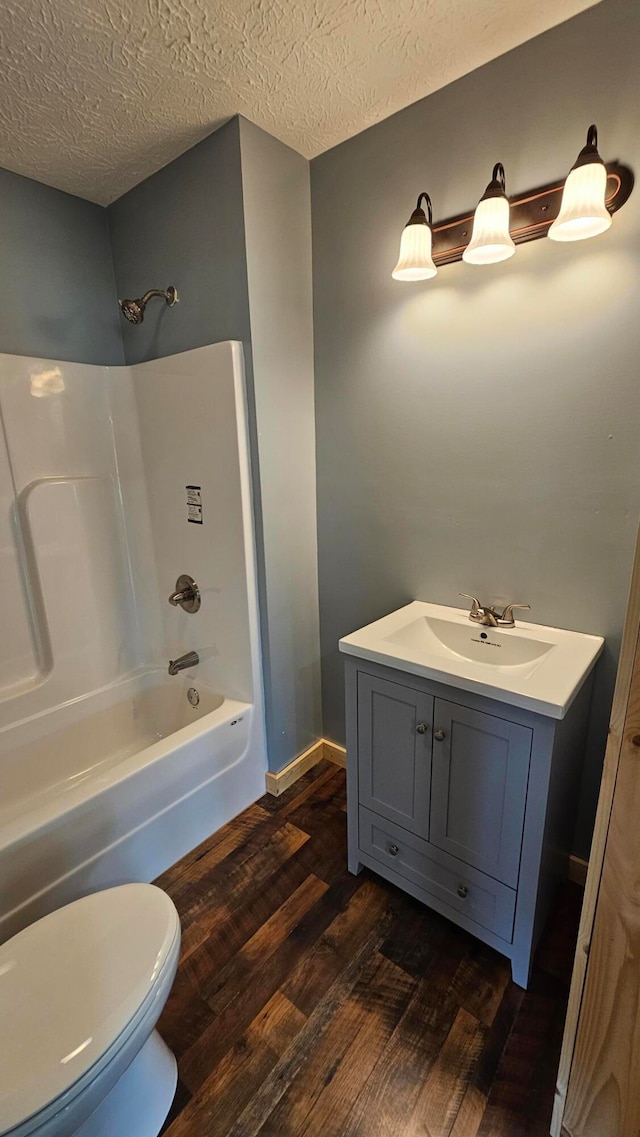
[168,651,199,676]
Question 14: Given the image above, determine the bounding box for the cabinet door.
[357,672,433,838]
[430,699,532,887]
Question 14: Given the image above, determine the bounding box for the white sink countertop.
[339,601,604,719]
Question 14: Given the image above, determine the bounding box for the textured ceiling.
[0,0,599,205]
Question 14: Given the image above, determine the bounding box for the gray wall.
[108,119,251,365]
[239,118,322,769]
[311,0,640,859]
[108,115,322,773]
[0,167,123,364]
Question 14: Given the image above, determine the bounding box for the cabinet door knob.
[416,722,429,734]
[457,885,468,899]
[388,844,399,856]
[434,728,447,741]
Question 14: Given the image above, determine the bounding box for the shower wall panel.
[129,342,255,704]
[0,429,38,696]
[0,355,148,730]
[23,476,134,691]
[106,366,164,667]
[0,344,257,738]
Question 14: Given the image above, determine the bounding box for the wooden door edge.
[552,522,640,1137]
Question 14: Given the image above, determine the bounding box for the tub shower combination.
[0,342,267,943]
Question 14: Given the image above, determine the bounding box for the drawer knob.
[457,885,469,899]
[388,844,399,857]
[434,728,447,741]
[416,722,429,735]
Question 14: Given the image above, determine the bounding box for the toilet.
[0,884,181,1137]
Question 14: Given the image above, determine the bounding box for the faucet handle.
[459,593,482,617]
[168,574,201,614]
[499,602,531,627]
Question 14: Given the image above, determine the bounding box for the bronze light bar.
[429,162,633,268]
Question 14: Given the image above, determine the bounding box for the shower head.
[120,297,145,324]
[119,286,178,324]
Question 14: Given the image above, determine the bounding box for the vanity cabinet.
[357,672,433,838]
[345,657,594,988]
[428,699,531,888]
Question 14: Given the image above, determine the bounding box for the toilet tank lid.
[0,884,180,1135]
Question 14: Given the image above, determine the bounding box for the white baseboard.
[265,738,347,797]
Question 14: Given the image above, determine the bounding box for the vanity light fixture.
[391,125,633,279]
[548,125,612,242]
[392,193,438,280]
[462,163,516,265]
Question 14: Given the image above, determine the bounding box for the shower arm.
[139,288,175,306]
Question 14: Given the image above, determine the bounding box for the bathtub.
[0,670,266,942]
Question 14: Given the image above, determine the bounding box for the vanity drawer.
[359,806,516,942]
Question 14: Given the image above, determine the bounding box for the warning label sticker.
[186,485,203,524]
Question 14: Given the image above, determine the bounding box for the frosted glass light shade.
[462,195,516,265]
[548,161,611,242]
[392,222,437,281]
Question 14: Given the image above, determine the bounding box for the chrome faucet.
[460,594,531,629]
[168,651,199,676]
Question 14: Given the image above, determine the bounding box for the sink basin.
[339,601,604,718]
[387,615,554,676]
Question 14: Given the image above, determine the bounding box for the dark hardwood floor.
[155,759,581,1137]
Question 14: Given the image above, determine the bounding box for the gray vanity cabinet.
[429,699,532,888]
[357,672,433,838]
[345,656,593,989]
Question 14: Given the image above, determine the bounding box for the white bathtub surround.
[0,674,259,942]
[0,343,267,941]
[0,360,143,716]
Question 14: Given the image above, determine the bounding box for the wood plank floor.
[155,759,582,1137]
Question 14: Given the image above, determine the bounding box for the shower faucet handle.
[168,574,201,614]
